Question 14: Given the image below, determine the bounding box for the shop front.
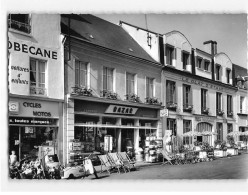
[9,97,63,162]
[67,97,162,163]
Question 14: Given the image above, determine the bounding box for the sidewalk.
[94,161,162,173]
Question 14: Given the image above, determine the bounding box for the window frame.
[201,88,208,113]
[227,95,233,116]
[240,96,244,113]
[197,56,203,69]
[75,60,88,88]
[8,14,31,34]
[165,44,176,66]
[183,84,192,110]
[215,64,221,81]
[103,66,114,92]
[145,77,155,98]
[226,68,231,84]
[216,92,222,114]
[30,58,47,96]
[182,51,190,70]
[204,60,210,72]
[166,80,176,104]
[126,72,136,95]
[227,123,233,134]
[167,118,177,136]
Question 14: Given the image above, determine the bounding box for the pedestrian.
[9,150,17,165]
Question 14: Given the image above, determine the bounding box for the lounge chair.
[117,152,135,170]
[97,154,121,174]
[108,153,129,173]
[161,150,182,165]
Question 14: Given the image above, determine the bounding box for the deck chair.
[98,154,121,174]
[161,150,174,165]
[118,152,135,170]
[108,153,129,173]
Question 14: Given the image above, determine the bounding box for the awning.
[74,123,157,129]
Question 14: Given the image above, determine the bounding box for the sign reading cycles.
[8,41,57,60]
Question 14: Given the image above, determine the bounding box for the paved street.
[87,153,248,180]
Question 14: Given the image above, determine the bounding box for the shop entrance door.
[121,129,134,152]
[197,136,203,142]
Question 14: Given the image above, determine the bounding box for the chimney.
[203,40,217,55]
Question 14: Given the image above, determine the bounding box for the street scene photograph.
[1,0,248,192]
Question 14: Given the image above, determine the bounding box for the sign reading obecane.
[8,41,57,60]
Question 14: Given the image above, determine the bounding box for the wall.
[194,50,212,80]
[8,14,64,100]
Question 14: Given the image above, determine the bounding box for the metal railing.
[8,19,31,34]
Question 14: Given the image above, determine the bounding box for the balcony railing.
[227,111,233,117]
[166,102,177,110]
[100,90,118,100]
[30,86,46,96]
[201,107,209,115]
[217,109,225,116]
[125,93,141,103]
[145,97,162,105]
[8,19,31,34]
[183,104,193,112]
[71,86,93,97]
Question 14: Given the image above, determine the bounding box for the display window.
[9,126,58,161]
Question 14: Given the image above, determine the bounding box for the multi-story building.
[61,14,163,164]
[120,21,244,146]
[8,14,64,162]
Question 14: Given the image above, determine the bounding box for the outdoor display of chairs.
[98,154,121,174]
[117,152,136,170]
[108,153,130,173]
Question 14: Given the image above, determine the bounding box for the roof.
[61,14,158,63]
[233,64,248,78]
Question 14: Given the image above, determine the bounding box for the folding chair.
[108,153,129,173]
[98,154,121,174]
[118,152,135,170]
[161,150,174,165]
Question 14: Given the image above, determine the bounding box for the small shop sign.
[9,117,57,125]
[105,105,138,115]
[9,101,19,114]
[160,108,168,117]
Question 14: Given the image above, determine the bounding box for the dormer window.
[165,44,176,66]
[204,60,210,72]
[226,68,231,84]
[197,57,202,69]
[216,64,221,81]
[182,51,190,70]
[8,14,31,34]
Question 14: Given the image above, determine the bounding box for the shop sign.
[105,105,138,115]
[8,41,57,60]
[9,101,19,114]
[9,98,59,118]
[181,77,224,91]
[9,117,57,125]
[160,109,168,117]
[195,116,215,123]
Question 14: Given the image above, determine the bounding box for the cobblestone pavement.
[86,153,248,180]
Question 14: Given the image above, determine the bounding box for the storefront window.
[167,118,176,136]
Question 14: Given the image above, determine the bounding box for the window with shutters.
[75,60,88,88]
[8,14,31,34]
[166,80,177,109]
[197,57,203,69]
[167,118,177,136]
[30,58,46,96]
[103,67,114,92]
[165,45,176,66]
[146,77,154,98]
[126,72,135,95]
[216,123,223,141]
[226,69,231,84]
[183,84,193,112]
[182,51,190,70]
[201,89,208,114]
[227,95,233,117]
[216,92,224,116]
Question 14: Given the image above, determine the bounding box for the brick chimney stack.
[203,40,217,55]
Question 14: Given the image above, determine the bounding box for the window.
[226,69,231,84]
[227,95,233,116]
[166,80,176,108]
[146,77,154,98]
[165,45,176,66]
[30,58,46,95]
[126,72,135,94]
[201,89,208,114]
[197,57,203,69]
[75,60,88,88]
[183,120,192,144]
[216,123,223,141]
[204,60,210,71]
[167,118,177,136]
[8,14,31,34]
[183,84,192,111]
[103,67,114,92]
[240,96,244,113]
[182,52,190,70]
[227,123,233,134]
[216,92,223,115]
[216,64,221,81]
[239,127,247,142]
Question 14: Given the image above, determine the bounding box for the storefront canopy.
[74,123,157,129]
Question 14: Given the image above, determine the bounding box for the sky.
[96,14,247,68]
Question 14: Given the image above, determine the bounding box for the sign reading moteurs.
[105,105,138,115]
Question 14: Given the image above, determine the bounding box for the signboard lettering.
[8,41,57,60]
[9,117,57,125]
[105,105,138,115]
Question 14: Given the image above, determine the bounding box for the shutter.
[166,81,169,104]
[183,85,186,108]
[189,86,192,106]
